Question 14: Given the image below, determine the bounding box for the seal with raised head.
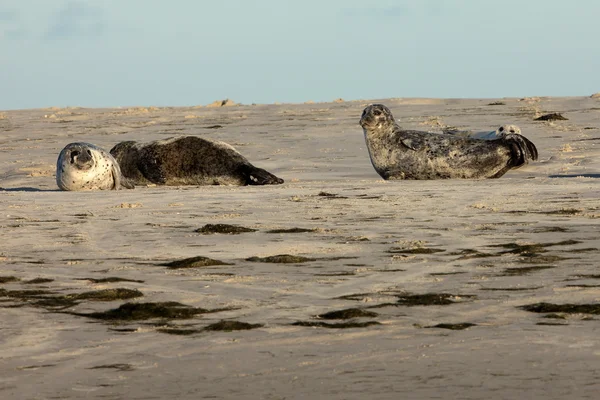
[109,136,284,186]
[56,142,135,191]
[443,124,522,140]
[359,104,538,180]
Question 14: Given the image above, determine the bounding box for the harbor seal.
[359,104,538,180]
[56,142,135,191]
[109,136,284,186]
[443,124,522,140]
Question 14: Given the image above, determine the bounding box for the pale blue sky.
[1,0,599,110]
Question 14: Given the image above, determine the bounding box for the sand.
[1,96,600,399]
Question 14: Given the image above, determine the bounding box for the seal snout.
[70,148,94,169]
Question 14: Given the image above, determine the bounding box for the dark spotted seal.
[56,142,134,191]
[109,136,284,186]
[359,104,538,180]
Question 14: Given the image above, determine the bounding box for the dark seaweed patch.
[429,271,467,276]
[491,240,580,252]
[480,286,542,291]
[108,327,138,333]
[487,101,506,106]
[426,323,476,330]
[519,302,600,314]
[388,247,445,255]
[317,192,348,199]
[291,321,380,329]
[203,125,223,129]
[195,224,257,235]
[22,278,54,284]
[535,113,568,121]
[0,289,53,299]
[76,277,145,284]
[0,276,20,284]
[203,320,263,332]
[157,327,201,335]
[314,271,356,276]
[246,254,316,263]
[569,274,600,280]
[543,313,567,320]
[159,256,233,269]
[317,308,378,320]
[335,292,374,301]
[449,249,496,259]
[395,293,474,306]
[71,302,209,321]
[536,322,568,326]
[500,266,554,276]
[563,248,598,253]
[266,228,315,234]
[564,284,600,288]
[88,364,134,372]
[532,226,570,233]
[540,208,581,215]
[67,288,143,302]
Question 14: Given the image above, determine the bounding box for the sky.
[1,0,599,110]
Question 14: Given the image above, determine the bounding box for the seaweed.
[246,254,316,263]
[291,321,380,329]
[159,256,232,269]
[195,224,257,235]
[519,302,600,314]
[317,308,378,320]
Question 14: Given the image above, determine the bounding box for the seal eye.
[498,127,504,132]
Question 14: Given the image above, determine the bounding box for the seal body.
[56,142,134,191]
[109,136,284,186]
[359,104,538,180]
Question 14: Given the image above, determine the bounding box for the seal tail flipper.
[241,165,284,185]
[503,134,539,168]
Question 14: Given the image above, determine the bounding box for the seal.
[359,104,538,180]
[109,136,284,186]
[56,142,135,191]
[443,124,522,140]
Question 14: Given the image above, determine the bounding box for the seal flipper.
[502,134,539,168]
[239,165,284,185]
[110,162,135,190]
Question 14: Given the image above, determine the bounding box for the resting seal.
[56,142,134,191]
[359,104,538,180]
[110,136,284,186]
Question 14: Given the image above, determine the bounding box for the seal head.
[56,142,134,191]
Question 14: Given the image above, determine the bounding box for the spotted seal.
[359,104,538,180]
[443,124,522,140]
[56,142,135,191]
[109,136,284,186]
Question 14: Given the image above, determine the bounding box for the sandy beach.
[2,96,600,399]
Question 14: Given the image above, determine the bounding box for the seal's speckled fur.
[110,136,284,186]
[56,142,134,191]
[359,104,538,180]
